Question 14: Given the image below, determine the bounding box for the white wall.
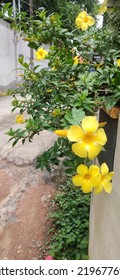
[0,19,31,91]
[0,19,17,91]
[0,19,49,92]
[89,117,120,259]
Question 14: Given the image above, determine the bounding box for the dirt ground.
[0,96,58,259]
[0,159,57,260]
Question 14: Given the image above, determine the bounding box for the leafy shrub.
[47,181,90,260]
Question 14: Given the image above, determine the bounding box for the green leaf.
[3,3,11,13]
[8,7,13,17]
[72,108,85,125]
[28,41,39,50]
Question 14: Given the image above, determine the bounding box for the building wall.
[0,19,49,92]
[0,19,17,91]
[0,19,30,91]
[89,116,120,259]
[89,0,120,260]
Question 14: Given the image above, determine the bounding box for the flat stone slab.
[5,130,57,165]
[0,95,57,164]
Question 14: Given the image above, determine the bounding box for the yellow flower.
[73,56,85,65]
[98,0,107,14]
[98,5,107,14]
[15,114,25,124]
[73,56,79,65]
[51,66,56,71]
[75,11,95,31]
[99,121,107,128]
[95,62,104,69]
[67,116,107,160]
[72,164,101,193]
[18,74,24,77]
[117,59,120,67]
[54,129,68,137]
[94,163,114,194]
[46,89,53,93]
[35,47,48,60]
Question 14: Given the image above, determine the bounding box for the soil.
[0,159,57,260]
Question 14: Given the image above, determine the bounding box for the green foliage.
[47,181,90,260]
[1,1,119,260]
[0,0,99,30]
[36,137,83,173]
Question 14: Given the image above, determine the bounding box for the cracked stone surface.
[0,96,57,260]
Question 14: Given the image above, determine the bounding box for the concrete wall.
[0,19,49,92]
[89,115,120,259]
[0,19,30,91]
[89,0,120,260]
[0,19,17,91]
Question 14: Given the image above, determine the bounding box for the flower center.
[84,16,89,23]
[84,174,91,180]
[101,175,107,182]
[83,133,95,143]
[39,51,44,55]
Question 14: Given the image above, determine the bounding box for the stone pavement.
[0,96,57,259]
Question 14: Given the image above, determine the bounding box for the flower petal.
[87,143,102,160]
[67,126,84,142]
[80,22,88,31]
[99,122,107,128]
[95,128,107,145]
[87,16,95,26]
[75,17,83,28]
[89,165,100,176]
[82,116,98,133]
[106,171,114,181]
[77,164,88,176]
[72,142,87,158]
[98,5,107,15]
[72,175,83,186]
[54,129,68,137]
[77,11,88,18]
[100,163,109,175]
[94,184,103,194]
[117,59,120,67]
[91,174,101,187]
[81,182,93,193]
[102,181,112,193]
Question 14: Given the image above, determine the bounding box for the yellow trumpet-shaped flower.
[18,73,24,77]
[75,11,95,31]
[98,5,107,15]
[73,56,79,65]
[46,89,53,93]
[117,59,120,67]
[67,116,107,160]
[35,47,48,60]
[94,163,114,194]
[73,56,84,65]
[99,121,107,128]
[72,164,101,193]
[98,0,108,14]
[54,129,68,137]
[16,114,25,124]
